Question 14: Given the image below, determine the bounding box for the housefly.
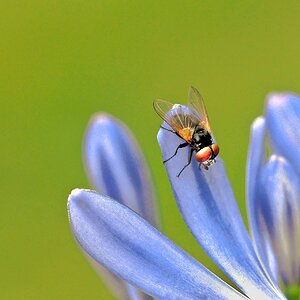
[153,86,219,177]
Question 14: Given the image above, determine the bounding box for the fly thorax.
[192,128,213,149]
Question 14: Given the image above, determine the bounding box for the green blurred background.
[1,1,300,299]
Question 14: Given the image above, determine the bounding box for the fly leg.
[199,163,209,171]
[177,148,194,178]
[163,142,189,163]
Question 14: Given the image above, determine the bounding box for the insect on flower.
[153,86,219,177]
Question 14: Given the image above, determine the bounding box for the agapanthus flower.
[67,92,300,299]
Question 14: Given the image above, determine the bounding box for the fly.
[153,86,219,177]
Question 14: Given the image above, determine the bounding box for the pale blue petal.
[158,125,286,300]
[126,284,152,300]
[83,251,131,300]
[82,248,149,300]
[68,189,247,300]
[84,113,158,227]
[84,251,150,300]
[258,156,300,285]
[246,117,279,283]
[263,239,279,286]
[266,93,300,174]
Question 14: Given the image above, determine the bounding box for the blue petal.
[258,156,300,285]
[68,189,247,300]
[84,113,158,227]
[266,93,300,174]
[246,117,279,283]
[158,125,286,300]
[83,113,157,299]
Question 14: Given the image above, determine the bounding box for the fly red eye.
[195,144,220,163]
[211,143,219,157]
[195,147,212,162]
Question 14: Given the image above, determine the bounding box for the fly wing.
[188,86,211,132]
[153,99,200,142]
[153,99,175,124]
